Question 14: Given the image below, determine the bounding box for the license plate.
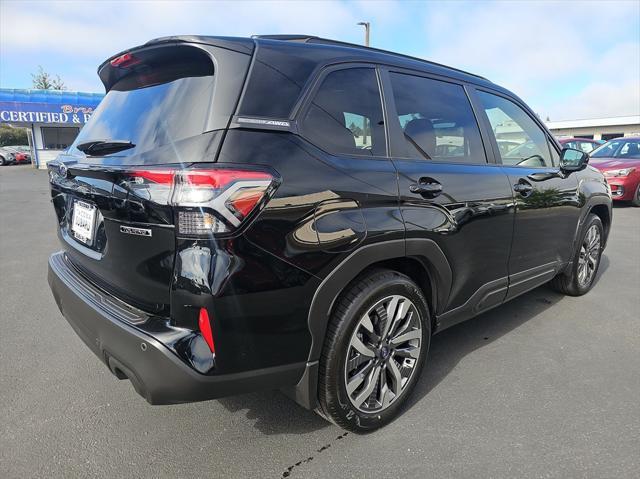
[71,200,97,244]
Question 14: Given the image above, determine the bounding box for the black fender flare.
[573,193,612,250]
[306,238,451,363]
[283,238,452,409]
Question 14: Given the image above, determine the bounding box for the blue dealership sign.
[0,88,104,125]
[0,101,96,124]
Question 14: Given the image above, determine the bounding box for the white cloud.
[1,0,638,120]
[0,1,371,57]
[419,0,640,119]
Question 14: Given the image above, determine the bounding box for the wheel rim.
[577,224,601,286]
[344,294,422,413]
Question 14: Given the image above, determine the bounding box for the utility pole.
[357,22,370,47]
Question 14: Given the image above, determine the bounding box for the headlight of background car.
[604,168,635,177]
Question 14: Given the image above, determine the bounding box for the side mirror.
[560,147,589,172]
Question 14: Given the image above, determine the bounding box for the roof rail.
[252,34,488,81]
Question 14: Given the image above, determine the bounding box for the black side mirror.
[560,147,589,172]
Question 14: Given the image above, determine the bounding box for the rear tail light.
[129,167,278,236]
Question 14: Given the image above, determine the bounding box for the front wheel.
[317,269,430,433]
[0,156,6,166]
[550,213,603,296]
[631,183,640,207]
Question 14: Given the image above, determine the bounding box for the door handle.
[513,181,533,195]
[410,181,443,197]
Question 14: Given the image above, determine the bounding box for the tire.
[0,156,6,166]
[631,183,640,207]
[317,269,431,433]
[550,213,603,296]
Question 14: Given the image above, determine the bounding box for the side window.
[477,91,552,167]
[300,68,385,156]
[578,141,595,153]
[389,72,486,163]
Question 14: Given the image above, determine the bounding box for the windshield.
[590,139,640,159]
[70,47,215,158]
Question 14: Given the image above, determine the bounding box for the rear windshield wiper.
[76,139,135,155]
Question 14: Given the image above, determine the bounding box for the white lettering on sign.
[0,102,97,124]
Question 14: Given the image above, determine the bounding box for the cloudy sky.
[1,0,638,121]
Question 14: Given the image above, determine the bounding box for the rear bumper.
[48,252,305,405]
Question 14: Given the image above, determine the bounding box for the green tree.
[31,65,66,90]
[0,125,28,146]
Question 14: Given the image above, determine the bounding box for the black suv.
[48,35,612,432]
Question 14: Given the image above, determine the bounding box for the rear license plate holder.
[71,200,97,245]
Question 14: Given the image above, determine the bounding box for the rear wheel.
[0,155,6,166]
[550,214,603,296]
[317,269,430,433]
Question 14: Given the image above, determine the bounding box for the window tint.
[478,91,552,167]
[41,127,79,150]
[301,68,385,156]
[389,73,486,164]
[592,139,640,159]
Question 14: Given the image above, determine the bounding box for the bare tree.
[31,66,66,90]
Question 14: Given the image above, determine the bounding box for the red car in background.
[589,137,640,206]
[558,137,603,154]
[13,152,30,163]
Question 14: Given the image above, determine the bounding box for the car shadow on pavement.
[216,255,609,435]
[217,389,331,435]
[407,253,610,410]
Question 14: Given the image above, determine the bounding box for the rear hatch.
[49,41,253,313]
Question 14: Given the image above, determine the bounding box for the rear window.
[70,46,215,157]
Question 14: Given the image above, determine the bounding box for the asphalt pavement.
[1,164,639,478]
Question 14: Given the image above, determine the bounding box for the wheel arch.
[282,238,451,410]
[589,203,611,245]
[306,238,451,364]
[574,196,612,252]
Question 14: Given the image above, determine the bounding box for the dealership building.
[0,88,104,168]
[545,115,640,141]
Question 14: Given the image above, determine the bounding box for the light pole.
[357,22,370,47]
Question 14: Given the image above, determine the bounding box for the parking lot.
[1,164,638,478]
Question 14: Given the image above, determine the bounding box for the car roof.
[141,34,505,92]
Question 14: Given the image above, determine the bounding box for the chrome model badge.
[120,225,152,237]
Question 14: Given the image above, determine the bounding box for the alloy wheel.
[577,224,601,286]
[344,295,422,413]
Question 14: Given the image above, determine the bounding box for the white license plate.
[71,200,97,244]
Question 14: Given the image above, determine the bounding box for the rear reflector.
[198,308,215,355]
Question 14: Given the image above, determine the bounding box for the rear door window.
[389,72,486,164]
[300,67,386,157]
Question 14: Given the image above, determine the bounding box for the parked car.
[13,152,30,163]
[47,35,612,433]
[0,145,31,165]
[558,137,602,154]
[0,146,17,165]
[589,137,640,206]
